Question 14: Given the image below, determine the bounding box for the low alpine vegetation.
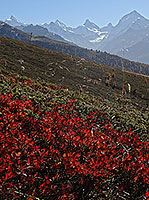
[1,93,148,199]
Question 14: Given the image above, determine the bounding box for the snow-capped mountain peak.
[55,20,67,29]
[9,15,18,21]
[83,19,100,30]
[5,16,26,27]
[54,20,74,33]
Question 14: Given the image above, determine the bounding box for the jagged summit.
[83,19,92,25]
[6,15,19,22]
[55,20,66,27]
[107,22,113,27]
[119,10,145,24]
[5,16,26,27]
[9,15,18,21]
[83,19,100,30]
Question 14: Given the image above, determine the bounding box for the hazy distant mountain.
[5,16,68,43]
[0,21,74,46]
[3,11,149,64]
[4,16,108,49]
[41,20,89,47]
[16,24,67,42]
[41,19,107,49]
[118,34,149,64]
[40,10,149,64]
[83,19,100,30]
[100,23,114,33]
[109,10,147,38]
[98,10,149,57]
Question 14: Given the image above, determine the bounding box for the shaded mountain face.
[99,10,149,49]
[40,19,106,49]
[16,24,67,42]
[83,19,100,30]
[5,16,68,43]
[17,24,49,35]
[118,34,149,64]
[109,10,148,37]
[0,21,30,41]
[0,21,73,46]
[100,23,114,33]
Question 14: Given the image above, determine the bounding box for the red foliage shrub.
[0,94,148,199]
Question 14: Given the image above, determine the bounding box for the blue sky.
[0,0,149,27]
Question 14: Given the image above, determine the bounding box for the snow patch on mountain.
[86,27,100,34]
[90,35,106,43]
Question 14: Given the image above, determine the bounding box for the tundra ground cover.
[0,65,149,199]
[0,92,148,199]
[0,67,148,135]
[0,37,149,109]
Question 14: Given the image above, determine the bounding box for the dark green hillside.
[0,36,149,109]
